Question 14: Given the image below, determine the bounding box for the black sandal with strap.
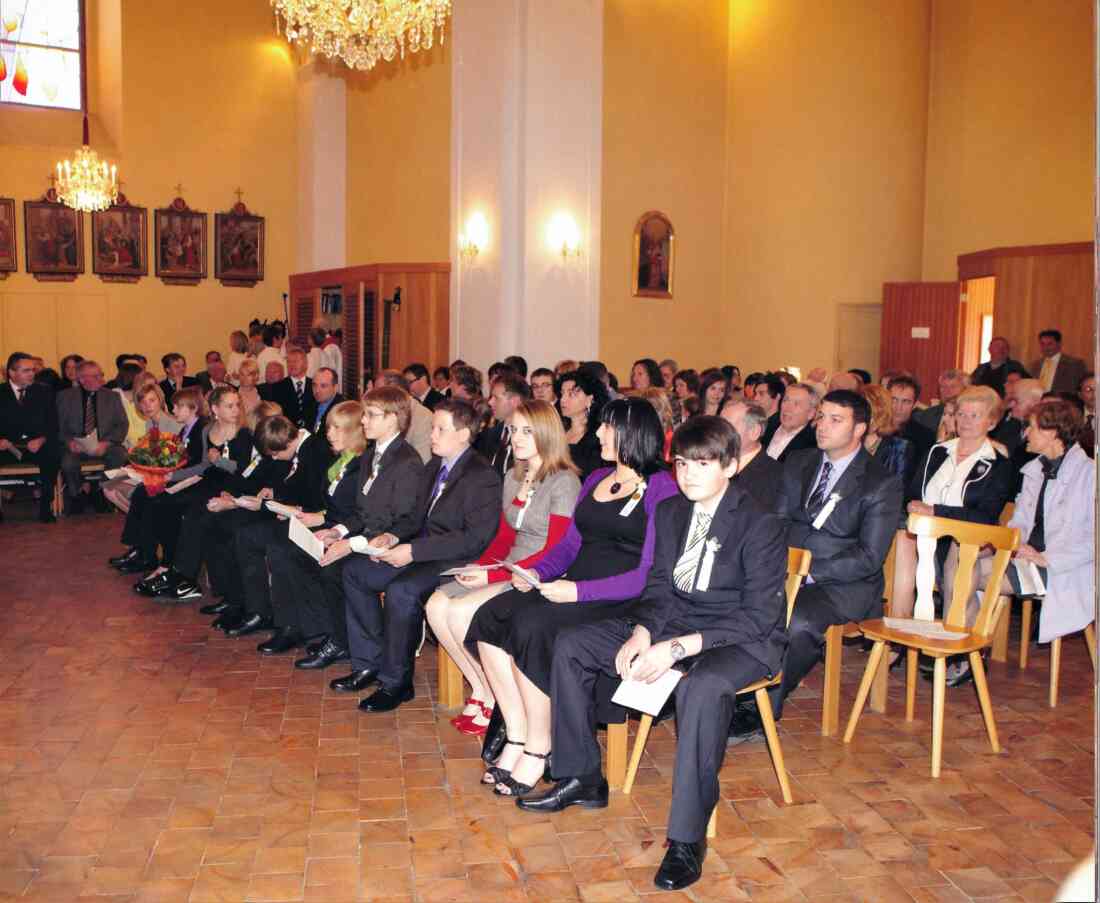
[482,739,524,786]
[493,749,551,797]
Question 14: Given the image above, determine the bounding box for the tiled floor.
[0,511,1094,901]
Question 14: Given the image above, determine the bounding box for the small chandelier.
[271,0,452,71]
[55,6,118,212]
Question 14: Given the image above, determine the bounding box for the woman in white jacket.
[968,398,1094,645]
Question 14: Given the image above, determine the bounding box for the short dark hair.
[487,362,518,384]
[255,414,300,455]
[262,325,279,346]
[673,368,701,395]
[743,372,765,388]
[848,368,872,385]
[631,358,663,388]
[6,351,34,374]
[377,369,409,391]
[821,389,871,427]
[205,350,222,363]
[1079,371,1095,391]
[758,373,786,401]
[315,367,338,384]
[309,327,327,348]
[504,355,528,377]
[436,398,481,440]
[493,372,531,400]
[887,374,921,400]
[403,363,430,383]
[579,360,609,385]
[115,353,132,370]
[671,415,740,468]
[1032,397,1082,447]
[451,365,483,397]
[433,365,450,382]
[161,352,185,370]
[599,397,666,476]
[1038,329,1063,343]
[116,362,143,391]
[530,367,554,383]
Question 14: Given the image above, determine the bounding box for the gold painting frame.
[632,210,674,299]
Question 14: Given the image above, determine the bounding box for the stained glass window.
[0,0,82,110]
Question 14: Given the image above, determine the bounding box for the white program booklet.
[104,466,142,484]
[74,430,99,454]
[1014,561,1047,597]
[439,564,494,577]
[496,559,541,586]
[233,495,263,511]
[265,499,299,518]
[165,474,202,494]
[289,516,325,562]
[612,668,684,717]
[882,617,967,641]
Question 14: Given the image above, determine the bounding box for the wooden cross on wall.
[234,187,244,203]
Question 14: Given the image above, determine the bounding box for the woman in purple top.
[467,397,677,797]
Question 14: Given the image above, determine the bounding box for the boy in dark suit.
[730,389,903,742]
[340,398,502,713]
[518,416,788,890]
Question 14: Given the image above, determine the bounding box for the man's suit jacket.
[274,432,332,512]
[194,372,232,395]
[760,412,781,449]
[971,359,1028,397]
[772,422,817,463]
[310,393,346,435]
[264,376,318,429]
[475,421,513,476]
[421,388,445,411]
[736,449,783,512]
[912,403,945,435]
[899,417,935,465]
[343,435,425,540]
[0,381,56,443]
[1029,354,1089,395]
[405,398,433,464]
[777,447,903,621]
[625,484,789,675]
[57,386,128,445]
[159,376,199,403]
[408,446,502,564]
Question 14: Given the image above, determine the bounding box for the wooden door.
[880,282,962,401]
[377,265,450,373]
[835,304,882,379]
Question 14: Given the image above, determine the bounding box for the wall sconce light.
[547,212,582,261]
[458,212,489,263]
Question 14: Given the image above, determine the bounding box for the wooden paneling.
[959,277,995,374]
[293,293,317,344]
[957,243,1094,365]
[880,282,961,400]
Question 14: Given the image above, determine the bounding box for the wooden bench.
[0,463,61,517]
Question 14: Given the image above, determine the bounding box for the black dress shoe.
[654,840,706,891]
[257,627,304,655]
[199,600,231,615]
[726,708,765,746]
[515,777,608,813]
[118,555,158,575]
[109,548,141,568]
[213,607,245,631]
[295,639,349,670]
[304,636,329,656]
[226,613,273,637]
[330,669,379,692]
[134,571,175,597]
[481,706,507,765]
[358,685,414,712]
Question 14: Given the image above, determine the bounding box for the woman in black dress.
[468,398,677,797]
[555,368,608,480]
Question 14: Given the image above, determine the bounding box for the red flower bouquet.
[128,429,186,495]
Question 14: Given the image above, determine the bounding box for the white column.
[450,0,602,371]
[296,63,347,272]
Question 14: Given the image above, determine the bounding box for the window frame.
[0,0,85,113]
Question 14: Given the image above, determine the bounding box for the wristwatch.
[670,640,686,662]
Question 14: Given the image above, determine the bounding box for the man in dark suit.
[764,382,819,462]
[729,390,903,742]
[887,374,935,463]
[1030,329,1089,395]
[402,363,445,411]
[0,352,60,522]
[340,399,502,713]
[971,337,1028,397]
[194,351,230,394]
[756,373,787,448]
[518,417,787,891]
[264,345,316,429]
[57,359,128,513]
[158,353,199,404]
[475,372,531,476]
[721,398,783,511]
[309,367,344,436]
[287,387,426,672]
[913,368,968,435]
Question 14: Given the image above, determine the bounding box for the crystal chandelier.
[271,0,452,71]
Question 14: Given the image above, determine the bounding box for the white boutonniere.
[696,536,722,592]
[812,492,842,530]
[619,478,648,517]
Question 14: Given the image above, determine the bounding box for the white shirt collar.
[374,433,399,459]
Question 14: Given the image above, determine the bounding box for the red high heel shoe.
[450,698,493,736]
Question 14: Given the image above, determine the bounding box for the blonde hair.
[363,386,412,433]
[134,380,167,413]
[639,386,674,432]
[860,383,895,437]
[327,401,367,455]
[230,330,248,354]
[238,358,260,384]
[937,398,959,443]
[171,385,207,418]
[956,385,1003,425]
[248,400,282,431]
[511,400,578,483]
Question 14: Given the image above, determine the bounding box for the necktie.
[673,510,712,592]
[14,386,23,404]
[295,379,305,406]
[428,464,450,511]
[1039,357,1055,391]
[806,460,833,515]
[83,392,96,435]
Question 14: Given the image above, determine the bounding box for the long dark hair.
[556,369,609,439]
[600,397,666,477]
[631,358,663,389]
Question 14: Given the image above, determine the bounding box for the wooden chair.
[436,646,467,710]
[1049,624,1096,708]
[618,547,813,837]
[820,534,896,736]
[843,513,1019,777]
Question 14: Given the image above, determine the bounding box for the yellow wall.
[921,0,1094,280]
[722,0,931,376]
[345,42,451,265]
[599,0,730,379]
[0,0,296,375]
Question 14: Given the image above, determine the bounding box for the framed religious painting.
[91,196,148,282]
[154,197,207,285]
[24,195,84,281]
[215,200,265,287]
[0,198,15,277]
[631,210,674,299]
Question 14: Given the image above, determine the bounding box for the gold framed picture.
[632,210,674,299]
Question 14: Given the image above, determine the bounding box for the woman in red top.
[425,401,581,735]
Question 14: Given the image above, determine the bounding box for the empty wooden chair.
[843,513,1019,777]
[619,547,812,836]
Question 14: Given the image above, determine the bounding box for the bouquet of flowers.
[128,429,186,494]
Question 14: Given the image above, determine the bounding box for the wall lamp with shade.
[547,211,582,261]
[458,211,489,263]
